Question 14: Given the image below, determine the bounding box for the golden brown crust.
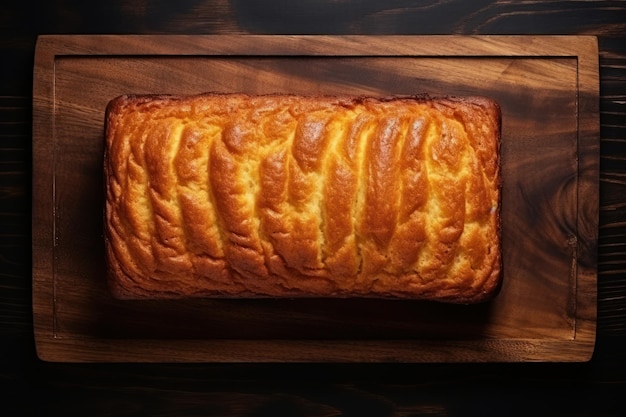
[104,92,502,303]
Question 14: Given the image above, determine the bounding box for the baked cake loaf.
[104,93,502,303]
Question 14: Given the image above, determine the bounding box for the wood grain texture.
[32,35,598,362]
[2,0,626,415]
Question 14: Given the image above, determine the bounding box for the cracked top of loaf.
[104,93,501,303]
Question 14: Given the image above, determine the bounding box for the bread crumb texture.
[104,93,501,303]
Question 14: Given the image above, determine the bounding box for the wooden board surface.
[32,35,599,362]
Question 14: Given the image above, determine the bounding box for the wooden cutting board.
[32,35,599,362]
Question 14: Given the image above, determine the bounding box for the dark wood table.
[2,1,625,415]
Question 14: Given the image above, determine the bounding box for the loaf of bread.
[104,93,501,303]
